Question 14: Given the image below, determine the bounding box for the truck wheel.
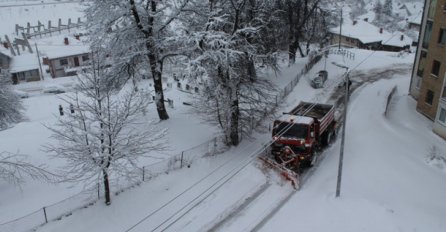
[322,127,335,147]
[326,130,333,145]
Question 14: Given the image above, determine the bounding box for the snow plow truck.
[260,101,336,189]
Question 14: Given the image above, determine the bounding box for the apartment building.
[409,0,446,139]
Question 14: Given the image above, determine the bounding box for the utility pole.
[35,43,44,80]
[332,62,349,198]
[339,8,343,49]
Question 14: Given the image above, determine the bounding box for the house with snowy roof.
[42,37,91,78]
[0,44,41,84]
[0,51,12,78]
[408,14,422,31]
[381,31,412,52]
[9,53,41,84]
[329,19,412,52]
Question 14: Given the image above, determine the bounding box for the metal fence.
[0,53,323,232]
[275,53,322,105]
[0,137,226,232]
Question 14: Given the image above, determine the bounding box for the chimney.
[2,42,8,49]
[64,37,69,45]
[364,18,369,22]
[42,57,49,65]
[400,34,404,41]
[379,28,383,34]
[353,20,357,25]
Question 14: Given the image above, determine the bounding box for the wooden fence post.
[180,152,184,168]
[43,207,48,223]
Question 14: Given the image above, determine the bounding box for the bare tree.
[0,78,24,130]
[0,151,55,186]
[45,56,167,205]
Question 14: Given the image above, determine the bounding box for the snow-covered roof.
[404,2,424,16]
[408,14,422,25]
[330,20,392,44]
[44,44,90,60]
[9,53,39,73]
[34,34,90,60]
[382,31,412,48]
[0,46,14,58]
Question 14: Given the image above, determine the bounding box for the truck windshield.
[273,122,308,139]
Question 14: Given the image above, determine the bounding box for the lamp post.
[332,62,349,198]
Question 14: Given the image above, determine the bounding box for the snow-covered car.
[14,90,29,98]
[311,70,328,89]
[43,85,66,94]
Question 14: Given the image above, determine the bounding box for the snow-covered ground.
[1,1,443,231]
[3,44,446,232]
[0,1,84,38]
[260,74,446,232]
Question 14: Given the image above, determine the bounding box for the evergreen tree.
[374,0,383,21]
[0,78,24,129]
[383,0,393,16]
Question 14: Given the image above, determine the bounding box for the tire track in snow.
[212,65,412,232]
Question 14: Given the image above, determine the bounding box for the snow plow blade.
[258,156,300,190]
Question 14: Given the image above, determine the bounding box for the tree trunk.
[149,57,169,120]
[297,41,305,57]
[230,99,239,146]
[287,4,295,65]
[247,57,256,82]
[102,169,111,205]
[129,0,169,120]
[229,89,239,146]
[289,43,298,65]
[147,1,169,120]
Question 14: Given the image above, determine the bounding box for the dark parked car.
[311,70,328,89]
[43,85,66,94]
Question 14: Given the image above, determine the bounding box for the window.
[82,55,89,61]
[432,60,441,76]
[417,51,427,77]
[438,29,446,45]
[428,0,437,19]
[438,108,446,124]
[423,21,433,49]
[18,72,25,81]
[59,59,68,66]
[425,89,434,105]
[442,86,446,98]
[416,76,422,89]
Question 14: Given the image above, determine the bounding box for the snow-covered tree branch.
[0,151,56,186]
[179,0,279,146]
[45,55,167,205]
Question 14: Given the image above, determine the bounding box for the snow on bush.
[426,145,446,172]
